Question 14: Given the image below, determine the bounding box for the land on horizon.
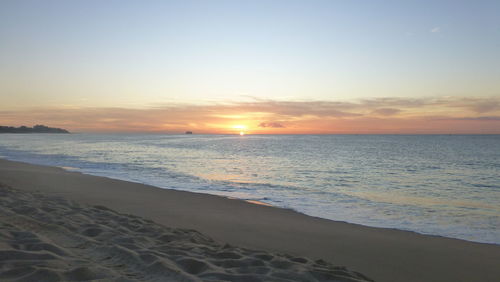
[0,125,69,134]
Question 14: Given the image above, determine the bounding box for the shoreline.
[4,153,497,246]
[53,163,500,245]
[1,158,499,281]
[40,161,500,246]
[4,155,492,246]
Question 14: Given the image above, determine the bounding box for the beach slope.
[0,184,370,281]
[0,159,499,281]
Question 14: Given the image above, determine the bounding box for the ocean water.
[0,134,498,244]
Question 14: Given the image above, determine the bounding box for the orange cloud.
[258,122,285,128]
[1,96,499,134]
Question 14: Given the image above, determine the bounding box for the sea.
[0,134,498,244]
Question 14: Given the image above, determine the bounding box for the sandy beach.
[1,159,499,282]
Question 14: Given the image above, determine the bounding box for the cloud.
[1,96,499,134]
[442,98,500,113]
[470,101,499,113]
[430,27,441,33]
[443,116,500,121]
[371,108,402,116]
[258,122,285,128]
[359,97,429,108]
[225,99,362,118]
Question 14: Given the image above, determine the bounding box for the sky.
[1,0,499,134]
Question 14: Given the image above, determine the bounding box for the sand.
[0,184,370,281]
[0,159,499,282]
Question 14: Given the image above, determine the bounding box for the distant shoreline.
[0,125,69,134]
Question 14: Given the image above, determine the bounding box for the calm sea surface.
[0,134,498,244]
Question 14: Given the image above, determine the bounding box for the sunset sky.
[1,0,499,134]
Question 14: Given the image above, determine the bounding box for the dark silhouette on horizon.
[0,125,69,133]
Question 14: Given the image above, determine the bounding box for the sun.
[232,125,247,135]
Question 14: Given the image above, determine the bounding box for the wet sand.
[1,159,499,281]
